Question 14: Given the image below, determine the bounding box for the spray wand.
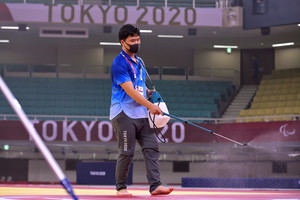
[140,59,247,147]
[162,112,247,146]
[150,90,247,147]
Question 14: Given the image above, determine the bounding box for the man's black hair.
[119,24,140,41]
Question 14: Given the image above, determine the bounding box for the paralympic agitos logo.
[279,123,296,137]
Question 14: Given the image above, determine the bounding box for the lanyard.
[121,52,143,82]
[120,52,157,91]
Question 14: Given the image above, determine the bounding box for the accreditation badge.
[137,86,144,96]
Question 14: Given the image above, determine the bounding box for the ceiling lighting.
[213,45,238,48]
[288,153,300,157]
[272,42,294,47]
[1,26,19,30]
[140,29,152,33]
[298,24,300,26]
[19,24,30,31]
[0,25,30,30]
[157,34,184,38]
[0,40,10,43]
[99,42,121,46]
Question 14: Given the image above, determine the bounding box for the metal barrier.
[2,0,223,8]
[1,64,197,80]
[33,0,238,8]
[0,113,299,123]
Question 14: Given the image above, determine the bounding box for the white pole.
[0,76,78,200]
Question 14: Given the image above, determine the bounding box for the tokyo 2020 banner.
[0,3,223,26]
[0,120,299,143]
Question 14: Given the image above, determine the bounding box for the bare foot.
[116,189,132,196]
[151,185,174,195]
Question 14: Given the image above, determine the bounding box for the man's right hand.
[148,104,163,115]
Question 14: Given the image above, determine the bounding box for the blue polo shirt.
[110,50,148,120]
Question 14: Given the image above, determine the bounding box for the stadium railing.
[1,0,220,8]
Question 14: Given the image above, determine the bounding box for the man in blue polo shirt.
[110,24,173,196]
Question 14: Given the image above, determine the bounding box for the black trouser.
[111,111,161,193]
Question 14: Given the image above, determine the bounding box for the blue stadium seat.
[0,77,232,119]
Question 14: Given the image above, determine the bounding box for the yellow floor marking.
[0,186,294,197]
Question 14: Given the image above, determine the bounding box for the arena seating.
[153,80,233,118]
[0,77,111,118]
[239,68,300,122]
[0,77,233,120]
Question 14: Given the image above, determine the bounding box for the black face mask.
[125,42,140,54]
